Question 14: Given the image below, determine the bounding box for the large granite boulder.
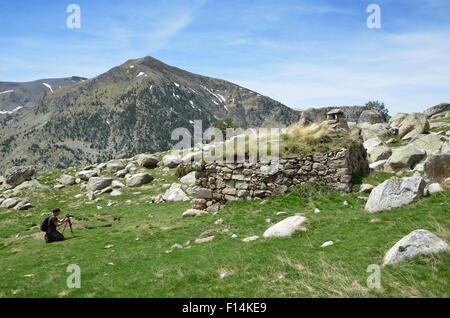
[359,123,391,141]
[76,170,98,181]
[162,155,182,168]
[0,198,20,209]
[106,161,126,173]
[180,171,196,184]
[410,134,447,156]
[136,154,159,168]
[365,175,426,213]
[383,229,449,266]
[423,103,450,119]
[424,151,450,185]
[126,172,153,187]
[57,174,76,186]
[384,144,426,172]
[162,183,190,202]
[87,177,113,192]
[4,166,36,188]
[368,144,392,163]
[358,110,385,125]
[388,113,408,129]
[398,113,430,140]
[263,216,307,238]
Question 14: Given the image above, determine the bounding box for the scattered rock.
[195,236,215,244]
[314,208,321,214]
[76,170,98,181]
[136,154,159,168]
[428,183,444,194]
[162,183,190,202]
[358,184,375,193]
[54,184,65,190]
[1,198,19,209]
[180,171,196,184]
[182,209,205,217]
[242,235,259,242]
[126,173,153,187]
[388,113,408,128]
[162,155,182,168]
[276,211,287,216]
[58,174,76,186]
[321,241,334,248]
[263,216,307,238]
[358,110,385,125]
[87,177,113,192]
[171,243,183,249]
[112,180,125,188]
[383,229,449,266]
[110,190,122,197]
[13,198,32,211]
[365,176,426,213]
[4,166,35,188]
[214,218,224,225]
[423,103,450,119]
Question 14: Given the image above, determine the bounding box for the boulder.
[87,177,113,192]
[368,144,392,163]
[369,160,387,172]
[76,170,98,181]
[162,155,182,168]
[359,123,391,141]
[115,169,128,178]
[180,171,196,184]
[365,176,426,213]
[384,144,426,172]
[110,190,122,197]
[262,216,307,238]
[1,198,19,209]
[398,113,429,139]
[427,183,444,194]
[358,183,375,193]
[13,198,32,211]
[126,172,153,187]
[363,137,384,154]
[423,103,450,119]
[358,110,385,125]
[383,229,449,265]
[13,179,50,192]
[162,183,190,202]
[182,209,206,217]
[388,113,408,128]
[424,152,450,185]
[410,134,446,156]
[136,154,159,168]
[242,236,259,242]
[4,166,35,188]
[112,180,125,188]
[106,161,125,173]
[58,174,76,186]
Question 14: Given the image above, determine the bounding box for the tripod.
[62,215,73,234]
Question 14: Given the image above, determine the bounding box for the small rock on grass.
[242,236,259,242]
[195,236,215,244]
[321,241,334,248]
[171,244,183,249]
[314,208,321,214]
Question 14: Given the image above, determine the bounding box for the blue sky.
[0,0,449,114]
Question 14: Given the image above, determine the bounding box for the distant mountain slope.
[0,56,301,173]
[0,76,87,114]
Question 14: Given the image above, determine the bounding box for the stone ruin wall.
[192,142,368,212]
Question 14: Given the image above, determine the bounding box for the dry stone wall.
[193,142,368,212]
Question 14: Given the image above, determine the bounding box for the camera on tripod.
[66,214,74,218]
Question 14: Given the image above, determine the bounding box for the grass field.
[0,168,448,298]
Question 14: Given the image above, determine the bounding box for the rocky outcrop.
[58,174,76,186]
[383,229,449,265]
[398,113,429,140]
[359,123,392,141]
[76,170,98,181]
[410,134,447,156]
[424,151,450,185]
[4,166,36,188]
[358,110,385,125]
[365,175,426,213]
[388,113,408,129]
[423,103,450,119]
[384,144,426,172]
[180,171,196,184]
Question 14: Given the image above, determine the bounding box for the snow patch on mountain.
[43,83,53,93]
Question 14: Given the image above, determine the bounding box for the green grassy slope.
[0,170,448,298]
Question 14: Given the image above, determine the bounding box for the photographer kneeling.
[41,208,70,243]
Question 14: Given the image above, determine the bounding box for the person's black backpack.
[40,216,51,232]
